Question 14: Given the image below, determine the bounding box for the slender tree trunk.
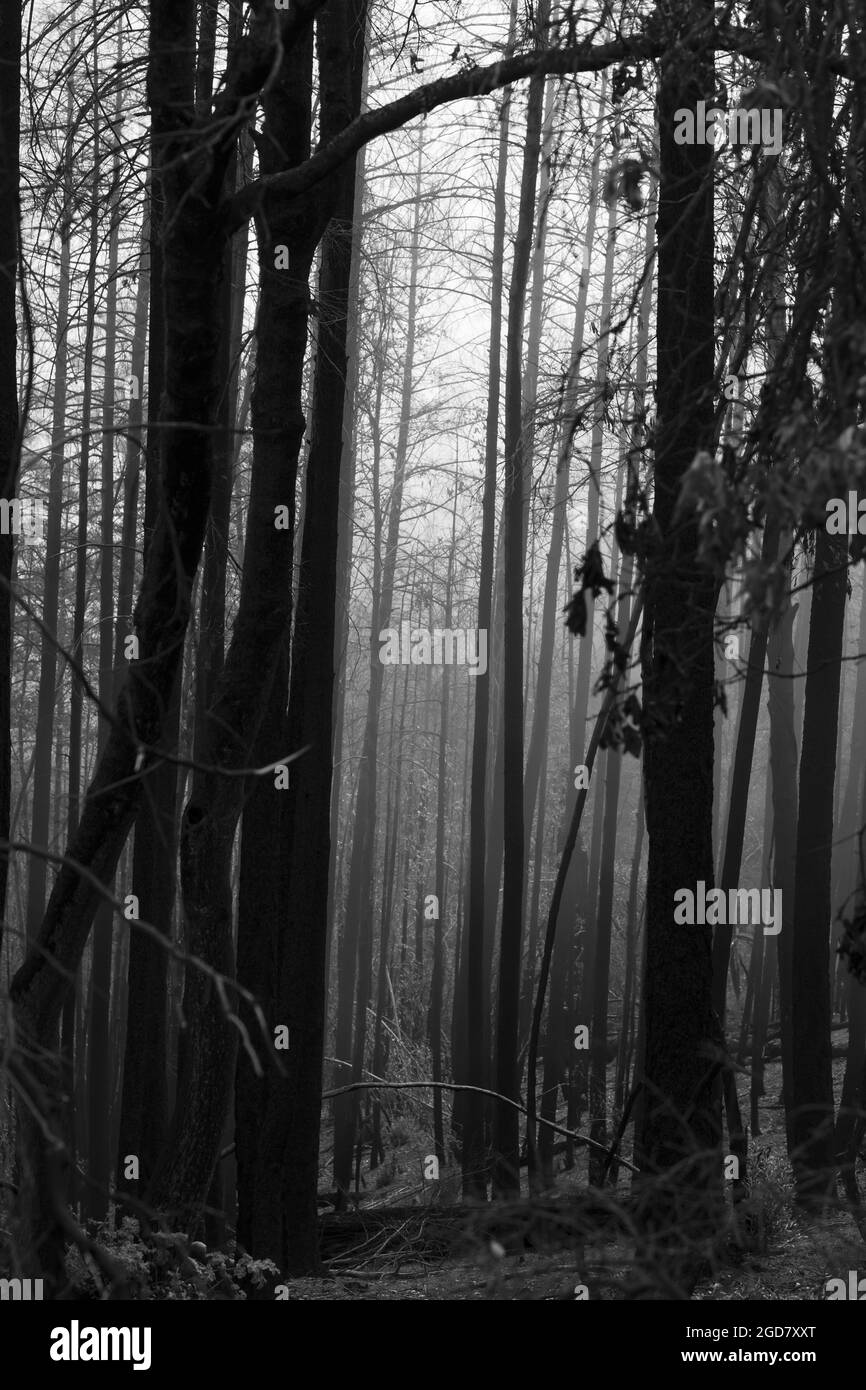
[25,97,72,944]
[790,525,847,1200]
[87,59,123,1222]
[835,744,866,1196]
[371,658,410,1167]
[710,518,777,1024]
[767,568,797,1130]
[460,0,517,1201]
[588,471,632,1185]
[494,0,550,1197]
[519,79,607,1067]
[615,783,644,1113]
[327,56,367,991]
[333,126,423,1195]
[834,579,866,917]
[428,482,457,1166]
[0,0,21,934]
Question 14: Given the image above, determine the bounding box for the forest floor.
[289,1047,866,1300]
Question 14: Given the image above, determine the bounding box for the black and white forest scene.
[0,0,865,1364]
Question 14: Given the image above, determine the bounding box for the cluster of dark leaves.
[599,690,643,757]
[603,156,648,211]
[675,450,752,578]
[838,901,866,985]
[564,541,615,637]
[614,486,652,560]
[611,63,645,105]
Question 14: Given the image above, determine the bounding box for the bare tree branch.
[224,22,762,231]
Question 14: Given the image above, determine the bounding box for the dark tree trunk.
[494,0,549,1197]
[790,526,847,1200]
[87,71,123,1222]
[634,0,722,1245]
[460,5,516,1200]
[25,113,72,946]
[710,521,778,1024]
[234,0,366,1271]
[117,160,176,1199]
[333,126,421,1196]
[767,576,797,1132]
[428,485,458,1166]
[371,659,410,1167]
[0,0,21,935]
[148,13,319,1226]
[11,0,249,1281]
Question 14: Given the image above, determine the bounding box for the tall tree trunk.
[834,579,866,917]
[494,0,550,1198]
[235,0,367,1270]
[588,464,632,1185]
[460,0,517,1201]
[87,55,124,1223]
[710,517,777,1024]
[73,145,101,1214]
[790,527,847,1199]
[519,79,607,1064]
[148,12,320,1226]
[635,1,722,1248]
[835,733,866,1198]
[428,482,457,1166]
[767,571,797,1131]
[116,45,175,1196]
[371,657,411,1167]
[615,782,644,1113]
[327,56,367,991]
[333,126,423,1196]
[12,0,258,1280]
[25,96,72,944]
[0,0,21,934]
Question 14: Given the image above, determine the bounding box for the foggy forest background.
[1,0,866,1302]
